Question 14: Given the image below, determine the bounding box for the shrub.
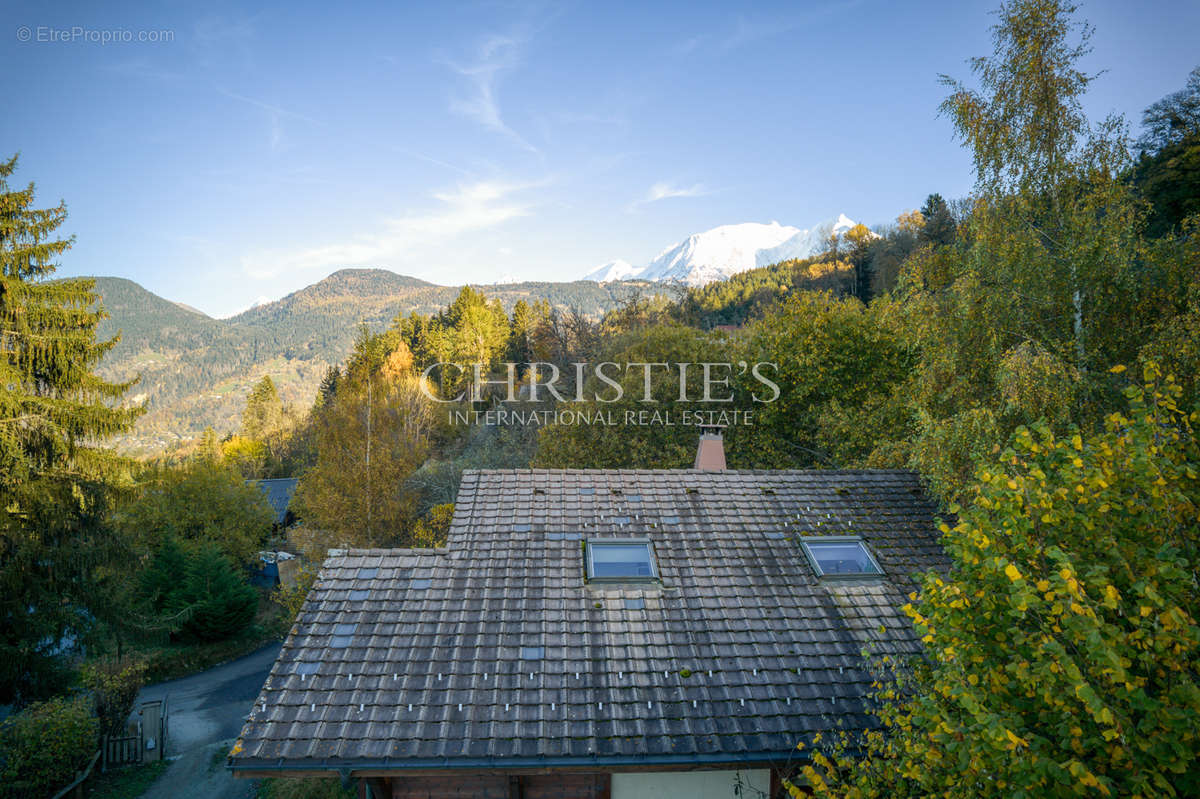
[81,658,148,737]
[411,503,455,547]
[800,370,1200,797]
[271,564,317,636]
[0,696,99,799]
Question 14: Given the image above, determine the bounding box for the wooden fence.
[48,698,169,797]
[49,750,101,799]
[102,732,142,770]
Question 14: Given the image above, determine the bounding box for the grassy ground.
[255,777,355,799]
[210,744,232,770]
[84,759,170,799]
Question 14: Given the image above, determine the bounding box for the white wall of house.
[612,769,771,799]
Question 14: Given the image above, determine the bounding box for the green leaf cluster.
[0,696,99,799]
[114,459,274,566]
[801,369,1200,797]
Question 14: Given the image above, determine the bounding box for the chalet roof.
[252,478,298,526]
[229,468,946,774]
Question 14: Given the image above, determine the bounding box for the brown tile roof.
[230,468,946,773]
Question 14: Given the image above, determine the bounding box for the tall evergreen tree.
[0,155,140,703]
[316,365,340,407]
[241,375,283,440]
[918,193,957,247]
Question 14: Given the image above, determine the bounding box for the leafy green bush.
[271,564,317,636]
[0,696,98,799]
[169,546,258,642]
[114,460,274,566]
[81,657,148,737]
[800,370,1200,797]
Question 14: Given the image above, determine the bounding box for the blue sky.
[3,0,1197,317]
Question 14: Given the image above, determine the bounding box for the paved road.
[135,642,281,799]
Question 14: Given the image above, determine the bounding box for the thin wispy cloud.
[442,33,537,152]
[240,178,543,280]
[722,15,795,51]
[629,181,711,211]
[193,14,258,48]
[218,89,320,125]
[720,3,862,52]
[218,89,320,150]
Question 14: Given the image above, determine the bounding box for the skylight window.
[586,539,658,581]
[800,537,883,577]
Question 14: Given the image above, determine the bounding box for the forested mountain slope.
[90,268,652,452]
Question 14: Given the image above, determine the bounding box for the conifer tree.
[168,545,257,642]
[918,193,957,247]
[0,154,141,702]
[241,375,283,440]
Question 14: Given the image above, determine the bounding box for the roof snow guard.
[229,468,945,775]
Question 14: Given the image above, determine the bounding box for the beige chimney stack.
[694,426,726,471]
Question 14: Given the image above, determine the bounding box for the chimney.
[693,425,726,471]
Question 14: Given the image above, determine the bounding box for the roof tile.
[231,468,946,772]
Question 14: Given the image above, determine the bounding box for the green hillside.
[90,269,652,452]
[93,276,223,350]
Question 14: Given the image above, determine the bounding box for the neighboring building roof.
[230,468,946,775]
[252,478,298,526]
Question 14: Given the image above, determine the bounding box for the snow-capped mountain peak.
[583,259,641,282]
[583,216,859,287]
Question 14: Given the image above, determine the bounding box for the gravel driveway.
[135,642,281,799]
